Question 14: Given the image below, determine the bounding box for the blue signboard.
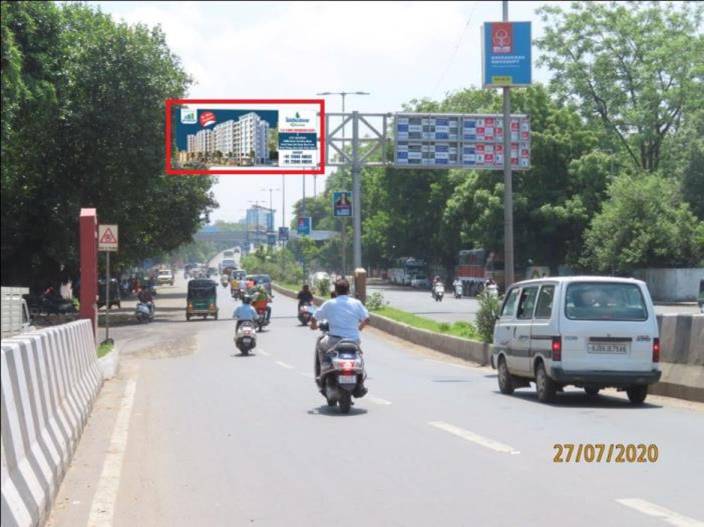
[278,227,289,241]
[296,217,311,236]
[267,232,276,246]
[482,22,531,87]
[332,191,353,217]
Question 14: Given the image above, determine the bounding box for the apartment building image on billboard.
[183,111,273,167]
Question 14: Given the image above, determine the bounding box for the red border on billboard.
[165,98,325,175]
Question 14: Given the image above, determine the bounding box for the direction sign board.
[394,113,530,170]
[332,191,353,217]
[481,22,532,87]
[98,224,118,252]
[278,227,289,241]
[267,232,277,246]
[296,217,311,236]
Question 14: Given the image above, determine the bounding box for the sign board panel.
[278,227,289,241]
[394,113,530,170]
[481,22,532,87]
[332,191,353,217]
[166,99,325,175]
[267,232,277,246]
[296,217,311,236]
[98,224,118,252]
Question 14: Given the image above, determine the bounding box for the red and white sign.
[492,23,512,54]
[98,224,118,252]
[199,111,216,127]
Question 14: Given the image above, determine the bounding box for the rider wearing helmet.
[233,295,257,330]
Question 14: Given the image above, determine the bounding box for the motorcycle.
[432,284,445,302]
[454,282,463,299]
[231,287,243,300]
[298,303,314,326]
[255,306,270,331]
[486,283,499,298]
[135,301,154,323]
[234,321,257,355]
[316,321,367,414]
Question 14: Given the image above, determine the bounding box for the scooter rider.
[310,278,369,397]
[137,286,154,315]
[251,285,272,322]
[233,295,258,330]
[297,284,314,310]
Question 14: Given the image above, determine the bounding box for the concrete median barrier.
[1,320,103,527]
[651,314,704,402]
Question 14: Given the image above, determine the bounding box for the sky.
[92,0,564,228]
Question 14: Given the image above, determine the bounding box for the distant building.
[186,112,269,164]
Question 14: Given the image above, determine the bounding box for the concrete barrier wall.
[651,314,704,402]
[632,268,704,302]
[1,320,103,527]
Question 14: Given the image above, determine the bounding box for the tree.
[536,1,704,172]
[1,2,216,287]
[582,172,704,273]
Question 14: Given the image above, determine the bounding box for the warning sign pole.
[98,224,118,345]
[105,251,111,344]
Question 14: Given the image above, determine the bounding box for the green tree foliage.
[1,2,215,286]
[582,172,704,273]
[536,1,704,171]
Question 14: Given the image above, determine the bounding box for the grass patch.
[375,307,480,341]
[97,341,113,358]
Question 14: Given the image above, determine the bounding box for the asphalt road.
[47,274,704,527]
[368,283,700,324]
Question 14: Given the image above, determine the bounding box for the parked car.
[491,276,661,405]
[157,269,174,286]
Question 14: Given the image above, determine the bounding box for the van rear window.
[565,283,648,321]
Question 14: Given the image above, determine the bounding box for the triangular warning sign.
[100,228,117,244]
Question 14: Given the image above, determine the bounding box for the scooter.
[234,321,257,355]
[315,321,367,414]
[486,283,499,298]
[454,282,463,299]
[298,303,314,326]
[432,284,445,302]
[135,301,154,323]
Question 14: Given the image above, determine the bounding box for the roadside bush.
[365,291,387,311]
[476,292,501,343]
[317,278,330,297]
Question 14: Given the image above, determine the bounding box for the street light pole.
[502,0,515,288]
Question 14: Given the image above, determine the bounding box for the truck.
[1,287,34,338]
[454,249,505,295]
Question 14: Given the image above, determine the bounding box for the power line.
[433,4,479,98]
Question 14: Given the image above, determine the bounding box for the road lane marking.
[616,498,704,527]
[276,361,294,369]
[88,379,138,527]
[428,421,520,455]
[258,350,271,356]
[367,396,392,405]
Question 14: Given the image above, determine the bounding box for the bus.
[388,257,427,286]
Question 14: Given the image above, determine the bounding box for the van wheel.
[535,362,556,403]
[584,387,600,397]
[497,357,514,395]
[626,385,648,405]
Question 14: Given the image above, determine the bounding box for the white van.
[492,276,661,404]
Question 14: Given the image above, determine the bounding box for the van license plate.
[338,375,357,384]
[588,343,628,354]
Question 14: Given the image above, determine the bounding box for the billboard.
[394,113,530,170]
[166,99,325,175]
[278,227,289,241]
[332,191,353,217]
[296,217,311,236]
[481,22,532,88]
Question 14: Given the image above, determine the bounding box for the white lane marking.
[275,361,294,369]
[367,396,392,405]
[616,498,704,527]
[258,350,271,356]
[88,379,138,527]
[428,421,520,455]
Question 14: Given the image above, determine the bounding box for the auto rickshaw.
[186,279,218,321]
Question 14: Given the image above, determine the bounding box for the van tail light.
[652,338,660,363]
[551,337,562,362]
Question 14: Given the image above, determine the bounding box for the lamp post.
[316,91,370,275]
